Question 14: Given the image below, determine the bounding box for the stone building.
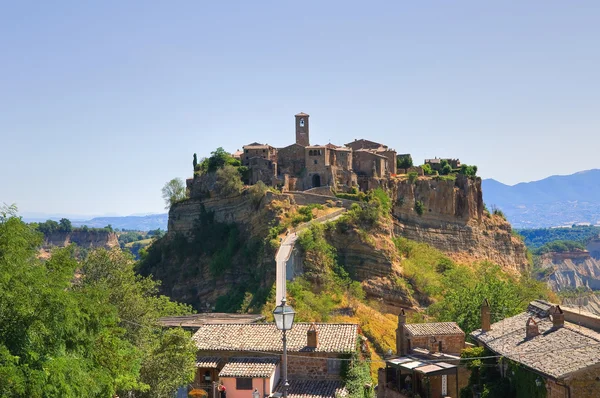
[190,322,359,398]
[239,112,408,193]
[378,310,469,398]
[241,143,277,167]
[471,299,600,398]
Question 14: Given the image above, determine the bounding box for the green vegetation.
[214,164,244,197]
[0,204,196,397]
[34,218,114,235]
[517,225,600,249]
[162,178,188,210]
[341,349,374,398]
[460,347,547,398]
[533,240,586,255]
[491,205,506,220]
[440,159,453,176]
[396,154,413,170]
[421,164,435,176]
[138,205,271,313]
[414,200,424,216]
[392,237,548,334]
[459,164,478,177]
[407,171,419,183]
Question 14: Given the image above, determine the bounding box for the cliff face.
[44,230,119,249]
[538,251,600,291]
[389,175,528,272]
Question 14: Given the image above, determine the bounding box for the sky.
[1,1,599,217]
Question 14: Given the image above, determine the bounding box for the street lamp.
[273,298,296,398]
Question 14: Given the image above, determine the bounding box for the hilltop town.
[227,112,464,193]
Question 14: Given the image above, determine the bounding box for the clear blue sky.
[2,1,599,217]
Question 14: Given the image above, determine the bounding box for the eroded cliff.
[389,175,528,272]
[44,230,119,249]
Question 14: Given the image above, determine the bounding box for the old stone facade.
[241,112,398,193]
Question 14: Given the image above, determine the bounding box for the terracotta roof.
[276,380,347,398]
[471,303,600,379]
[295,112,309,117]
[193,323,358,353]
[196,357,221,369]
[218,357,279,378]
[404,322,464,337]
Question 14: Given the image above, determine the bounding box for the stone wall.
[197,350,343,380]
[408,334,465,355]
[564,363,600,398]
[278,144,306,176]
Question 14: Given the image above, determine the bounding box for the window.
[245,150,249,153]
[314,160,318,165]
[300,118,305,127]
[236,378,253,390]
[327,358,341,374]
[438,341,443,352]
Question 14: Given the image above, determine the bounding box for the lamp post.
[273,298,296,398]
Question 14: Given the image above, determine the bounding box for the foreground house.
[471,299,600,398]
[378,310,469,398]
[188,322,360,398]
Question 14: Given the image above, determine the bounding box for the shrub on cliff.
[214,165,243,197]
[459,164,478,177]
[414,200,424,216]
[421,164,434,176]
[408,171,418,183]
[162,178,187,210]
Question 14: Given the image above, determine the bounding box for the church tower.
[295,112,310,147]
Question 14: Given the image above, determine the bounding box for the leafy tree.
[441,163,453,176]
[0,206,143,397]
[414,200,424,216]
[421,164,434,175]
[162,178,187,210]
[81,249,195,397]
[397,154,413,170]
[459,164,478,177]
[214,165,243,197]
[430,263,547,334]
[58,218,73,233]
[407,171,419,183]
[37,219,59,235]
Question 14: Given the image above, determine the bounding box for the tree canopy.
[0,205,196,397]
[161,178,187,210]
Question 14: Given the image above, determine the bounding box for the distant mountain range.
[23,213,168,231]
[483,169,600,229]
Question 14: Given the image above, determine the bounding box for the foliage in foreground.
[0,205,196,398]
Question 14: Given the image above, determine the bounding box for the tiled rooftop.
[275,379,348,398]
[196,356,221,369]
[218,357,279,378]
[404,322,464,337]
[471,310,600,379]
[193,323,358,353]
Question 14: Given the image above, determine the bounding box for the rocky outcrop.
[44,230,119,249]
[538,251,600,291]
[389,175,528,272]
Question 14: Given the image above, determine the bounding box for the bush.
[214,165,243,197]
[441,164,453,175]
[421,164,434,176]
[408,172,418,183]
[459,164,478,177]
[491,205,506,220]
[414,201,424,216]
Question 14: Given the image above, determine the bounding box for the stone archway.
[312,174,321,188]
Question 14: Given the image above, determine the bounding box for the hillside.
[138,171,549,354]
[483,169,600,228]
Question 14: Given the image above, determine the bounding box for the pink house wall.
[220,365,280,398]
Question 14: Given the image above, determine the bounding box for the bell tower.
[295,112,310,147]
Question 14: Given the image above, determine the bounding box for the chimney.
[396,309,407,355]
[526,318,540,339]
[307,323,318,349]
[552,305,565,329]
[481,299,491,332]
